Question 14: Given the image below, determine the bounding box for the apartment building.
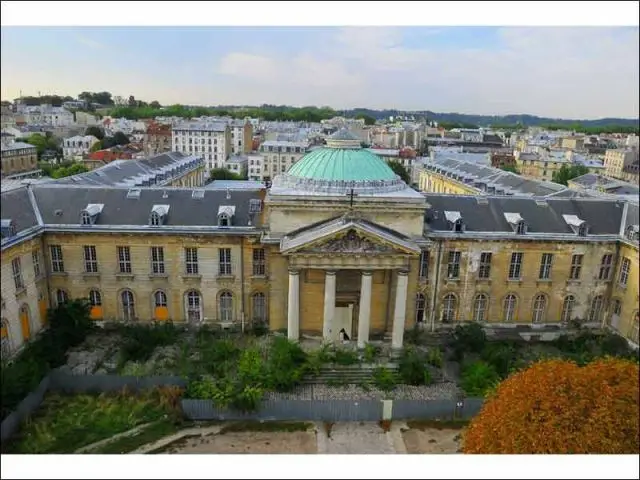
[604,148,639,181]
[258,140,308,182]
[172,122,231,171]
[144,122,172,157]
[1,141,40,180]
[62,135,100,160]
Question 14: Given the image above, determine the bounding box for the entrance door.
[20,306,31,341]
[333,304,353,342]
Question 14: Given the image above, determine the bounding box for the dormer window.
[79,204,104,226]
[562,214,588,236]
[218,205,236,227]
[578,224,588,237]
[0,219,16,238]
[444,211,464,233]
[504,213,527,234]
[149,205,169,226]
[626,225,639,242]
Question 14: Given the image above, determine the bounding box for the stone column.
[392,270,409,350]
[287,269,300,341]
[323,270,337,343]
[357,270,373,349]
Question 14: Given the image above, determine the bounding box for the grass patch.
[406,419,470,431]
[219,421,312,434]
[89,419,180,454]
[3,387,182,454]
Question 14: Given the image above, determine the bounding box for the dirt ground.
[165,431,318,454]
[401,428,462,454]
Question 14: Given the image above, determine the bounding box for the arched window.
[219,291,233,322]
[149,211,161,226]
[588,295,604,323]
[561,295,575,323]
[252,292,266,323]
[532,294,547,323]
[503,294,517,323]
[218,213,229,227]
[154,290,167,308]
[56,289,69,306]
[89,289,101,307]
[516,221,527,235]
[81,211,92,225]
[415,293,426,323]
[186,290,202,324]
[121,290,135,321]
[442,294,457,323]
[1,317,11,360]
[473,294,489,323]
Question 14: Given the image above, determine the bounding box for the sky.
[1,26,639,119]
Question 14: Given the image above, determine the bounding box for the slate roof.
[424,195,625,236]
[31,184,264,230]
[0,185,40,245]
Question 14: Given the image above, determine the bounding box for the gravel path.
[264,382,457,401]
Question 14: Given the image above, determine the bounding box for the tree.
[1,100,11,107]
[386,160,411,184]
[552,164,590,186]
[463,358,640,454]
[150,100,161,109]
[128,95,137,107]
[209,168,243,181]
[50,163,89,179]
[356,114,376,126]
[90,141,103,152]
[84,125,105,140]
[500,164,520,174]
[112,131,130,146]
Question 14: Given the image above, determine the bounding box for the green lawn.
[3,388,181,454]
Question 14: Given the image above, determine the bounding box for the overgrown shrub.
[118,322,180,365]
[451,323,487,356]
[264,337,307,392]
[237,348,266,385]
[362,343,380,364]
[480,341,520,378]
[460,361,500,397]
[231,385,264,412]
[426,348,443,368]
[372,367,398,392]
[1,299,94,421]
[333,349,360,366]
[463,358,640,454]
[398,347,433,386]
[249,322,269,337]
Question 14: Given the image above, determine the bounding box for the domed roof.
[286,148,398,182]
[271,131,407,195]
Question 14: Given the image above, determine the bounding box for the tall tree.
[355,114,376,126]
[149,101,161,109]
[84,126,105,140]
[128,95,137,107]
[552,164,590,186]
[208,168,243,181]
[386,159,411,184]
[112,131,130,146]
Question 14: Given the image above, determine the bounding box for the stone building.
[1,129,638,360]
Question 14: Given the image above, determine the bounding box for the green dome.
[286,148,398,182]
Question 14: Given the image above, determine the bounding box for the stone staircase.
[303,363,399,385]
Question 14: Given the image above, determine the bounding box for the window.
[516,221,527,235]
[151,247,165,274]
[570,254,583,280]
[532,294,547,323]
[218,213,229,227]
[121,290,135,321]
[561,295,575,323]
[539,253,553,280]
[50,245,64,273]
[185,247,199,275]
[598,254,613,280]
[219,248,232,276]
[117,246,132,273]
[1,318,10,360]
[154,290,167,308]
[619,257,631,286]
[56,289,69,306]
[150,212,161,226]
[219,291,233,322]
[81,211,92,225]
[83,246,98,273]
[252,248,266,276]
[252,292,266,322]
[12,258,24,290]
[611,299,622,316]
[473,294,489,322]
[415,293,426,323]
[447,251,461,279]
[509,252,523,280]
[419,251,429,279]
[503,294,517,322]
[478,252,492,279]
[186,290,202,323]
[442,294,457,322]
[89,289,101,307]
[32,250,41,278]
[588,295,605,323]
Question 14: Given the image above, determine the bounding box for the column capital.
[325,270,337,276]
[397,269,410,276]
[361,270,374,276]
[288,268,300,276]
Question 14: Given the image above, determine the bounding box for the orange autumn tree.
[463,358,639,454]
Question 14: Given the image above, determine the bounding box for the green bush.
[1,299,94,421]
[250,322,269,337]
[480,341,520,378]
[185,377,234,408]
[231,385,264,412]
[372,367,398,392]
[426,348,443,368]
[598,332,633,357]
[460,361,500,397]
[333,349,360,366]
[452,323,487,354]
[264,337,307,392]
[362,343,380,364]
[118,322,180,364]
[398,347,433,386]
[237,348,266,385]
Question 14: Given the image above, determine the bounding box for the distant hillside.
[339,108,639,128]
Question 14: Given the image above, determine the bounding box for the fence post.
[382,399,393,421]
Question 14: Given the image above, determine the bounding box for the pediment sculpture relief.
[309,229,393,254]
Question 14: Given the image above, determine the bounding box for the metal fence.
[48,370,186,394]
[1,376,51,443]
[180,398,485,422]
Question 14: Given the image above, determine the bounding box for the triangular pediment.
[280,217,420,255]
